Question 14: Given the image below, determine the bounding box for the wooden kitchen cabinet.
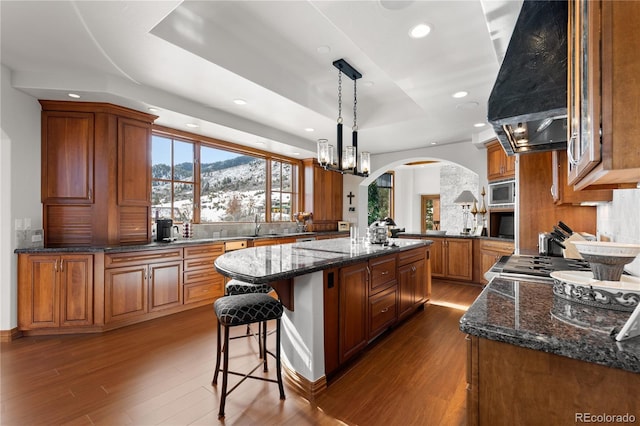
[40,101,157,247]
[368,254,397,339]
[183,243,225,304]
[567,0,640,189]
[478,239,514,285]
[486,140,516,181]
[552,150,612,204]
[429,237,473,282]
[104,248,182,325]
[338,262,369,364]
[303,159,343,232]
[397,247,429,319]
[18,253,93,331]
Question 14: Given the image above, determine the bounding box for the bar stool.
[224,279,275,356]
[212,293,285,418]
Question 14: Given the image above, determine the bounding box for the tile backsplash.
[597,188,640,276]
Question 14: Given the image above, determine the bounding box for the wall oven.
[488,180,516,207]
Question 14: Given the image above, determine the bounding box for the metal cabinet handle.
[381,270,389,275]
[381,307,389,313]
[60,260,63,272]
[54,259,58,272]
[567,132,579,166]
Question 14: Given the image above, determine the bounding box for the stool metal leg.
[262,320,269,372]
[276,318,285,400]
[212,320,222,385]
[218,324,230,418]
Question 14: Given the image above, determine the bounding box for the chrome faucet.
[254,215,261,236]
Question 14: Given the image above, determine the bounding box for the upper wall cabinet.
[567,0,640,189]
[487,140,516,182]
[302,159,343,232]
[40,101,157,247]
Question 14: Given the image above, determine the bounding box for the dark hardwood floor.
[0,279,482,425]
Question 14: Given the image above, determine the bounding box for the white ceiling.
[0,0,522,159]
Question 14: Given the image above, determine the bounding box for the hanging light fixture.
[317,58,370,177]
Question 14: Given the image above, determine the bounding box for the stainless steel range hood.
[488,0,568,156]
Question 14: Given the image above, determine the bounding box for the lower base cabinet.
[466,336,640,425]
[479,240,514,284]
[324,247,430,377]
[18,254,94,331]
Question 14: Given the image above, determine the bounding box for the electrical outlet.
[24,218,31,230]
[15,219,23,231]
[31,234,42,242]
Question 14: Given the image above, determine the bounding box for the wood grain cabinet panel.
[183,243,225,304]
[117,117,151,206]
[148,261,182,312]
[368,286,397,339]
[303,159,343,232]
[105,264,147,324]
[479,240,514,285]
[42,112,94,203]
[338,262,368,364]
[18,254,93,330]
[486,141,515,182]
[369,254,397,295]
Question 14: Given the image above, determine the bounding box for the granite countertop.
[460,276,640,374]
[400,232,514,242]
[215,238,431,284]
[14,231,348,254]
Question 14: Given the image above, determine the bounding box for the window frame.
[152,125,302,224]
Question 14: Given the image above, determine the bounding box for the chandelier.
[317,59,370,177]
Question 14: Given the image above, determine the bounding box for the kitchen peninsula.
[214,237,432,396]
[460,277,640,425]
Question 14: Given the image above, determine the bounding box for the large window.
[151,131,299,223]
[152,136,195,222]
[200,146,266,222]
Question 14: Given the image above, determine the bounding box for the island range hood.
[488,0,568,156]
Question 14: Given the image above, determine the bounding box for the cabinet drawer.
[184,278,223,304]
[184,268,220,285]
[479,240,514,253]
[184,244,224,259]
[105,248,183,268]
[369,255,397,293]
[398,247,426,266]
[184,256,217,272]
[369,287,397,339]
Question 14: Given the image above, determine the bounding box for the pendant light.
[317,59,370,177]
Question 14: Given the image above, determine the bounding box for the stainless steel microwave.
[488,180,516,207]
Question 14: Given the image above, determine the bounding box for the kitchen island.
[215,237,432,396]
[460,276,640,425]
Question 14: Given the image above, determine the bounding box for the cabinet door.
[413,258,427,305]
[480,251,501,285]
[148,261,182,312]
[60,255,93,326]
[503,155,516,178]
[105,265,147,324]
[339,262,368,363]
[330,171,343,221]
[552,150,612,204]
[429,238,445,277]
[42,112,94,203]
[18,255,59,329]
[118,117,151,206]
[397,263,415,317]
[446,239,473,281]
[568,0,602,184]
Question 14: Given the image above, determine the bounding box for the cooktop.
[494,254,592,280]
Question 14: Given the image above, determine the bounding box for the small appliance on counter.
[383,217,405,238]
[368,220,389,245]
[156,219,179,242]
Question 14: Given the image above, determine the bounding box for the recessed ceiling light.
[317,45,331,54]
[185,123,199,128]
[148,107,159,112]
[456,101,479,110]
[474,122,486,128]
[255,140,265,145]
[452,91,468,98]
[292,152,300,156]
[409,23,431,39]
[304,128,315,132]
[233,99,247,105]
[362,81,375,88]
[68,93,80,99]
[431,142,437,145]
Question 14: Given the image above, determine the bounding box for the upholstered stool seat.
[212,293,285,418]
[225,279,273,295]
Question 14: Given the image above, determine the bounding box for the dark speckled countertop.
[460,276,640,374]
[400,232,514,242]
[215,238,430,284]
[13,231,348,254]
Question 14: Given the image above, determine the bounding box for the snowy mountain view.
[151,156,292,223]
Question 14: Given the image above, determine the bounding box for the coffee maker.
[156,219,176,242]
